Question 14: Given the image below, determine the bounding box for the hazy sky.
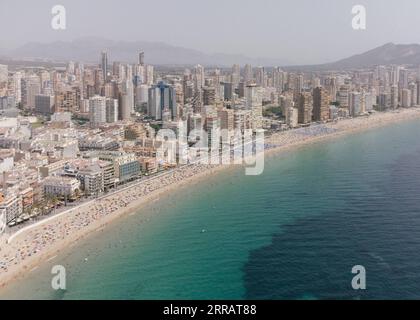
[1,0,420,64]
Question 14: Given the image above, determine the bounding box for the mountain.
[326,43,420,69]
[285,43,420,71]
[5,40,420,70]
[0,37,291,67]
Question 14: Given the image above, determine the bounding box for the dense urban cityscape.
[4,0,420,307]
[1,53,420,229]
[2,46,420,297]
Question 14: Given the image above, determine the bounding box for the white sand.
[1,107,420,289]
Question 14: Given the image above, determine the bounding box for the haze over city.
[2,0,420,64]
[2,0,420,305]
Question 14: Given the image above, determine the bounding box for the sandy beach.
[1,107,420,290]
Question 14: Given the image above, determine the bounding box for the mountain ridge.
[3,40,420,70]
[285,43,420,71]
[0,37,292,67]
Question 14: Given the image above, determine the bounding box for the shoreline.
[0,164,230,291]
[1,107,420,292]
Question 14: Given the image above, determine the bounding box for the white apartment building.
[43,176,80,197]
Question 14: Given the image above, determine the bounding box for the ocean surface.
[3,118,420,300]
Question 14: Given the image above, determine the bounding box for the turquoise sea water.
[3,118,420,299]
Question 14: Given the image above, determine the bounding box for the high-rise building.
[337,85,350,109]
[22,75,41,109]
[297,92,313,124]
[325,77,337,102]
[193,64,205,91]
[417,80,420,105]
[217,109,234,131]
[11,72,22,104]
[409,82,418,107]
[378,92,391,109]
[223,82,234,101]
[147,82,177,120]
[101,51,108,82]
[0,65,8,83]
[119,79,134,120]
[256,67,266,87]
[363,92,374,112]
[391,65,401,86]
[35,94,55,115]
[0,96,15,110]
[399,68,409,89]
[203,86,216,106]
[296,74,304,94]
[205,116,221,149]
[286,106,299,128]
[272,67,284,91]
[391,85,398,109]
[349,92,362,116]
[67,61,75,75]
[231,64,240,86]
[89,95,107,127]
[244,64,253,84]
[312,87,330,121]
[105,98,118,123]
[245,84,261,110]
[138,51,145,66]
[120,94,132,120]
[145,65,154,85]
[401,89,411,108]
[54,90,80,113]
[135,84,149,107]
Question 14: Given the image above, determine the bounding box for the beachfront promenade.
[5,165,186,245]
[1,107,420,286]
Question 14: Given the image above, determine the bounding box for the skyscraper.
[105,98,119,123]
[231,64,240,86]
[119,79,134,120]
[399,68,409,89]
[145,65,154,85]
[203,86,216,106]
[22,75,41,109]
[223,82,233,101]
[297,92,313,124]
[286,106,299,128]
[89,96,107,127]
[138,51,145,66]
[101,51,108,82]
[11,72,22,104]
[35,94,55,115]
[0,64,8,83]
[272,67,284,91]
[147,82,177,120]
[193,65,205,91]
[401,89,411,108]
[256,67,265,87]
[409,82,418,107]
[312,87,330,121]
[244,64,253,84]
[349,92,362,116]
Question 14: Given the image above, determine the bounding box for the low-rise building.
[96,151,140,184]
[0,192,23,223]
[77,164,104,196]
[43,176,80,198]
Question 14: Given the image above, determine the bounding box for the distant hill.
[285,43,420,71]
[5,40,420,70]
[0,37,291,67]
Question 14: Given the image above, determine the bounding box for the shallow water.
[2,119,420,299]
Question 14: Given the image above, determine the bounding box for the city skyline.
[2,1,420,302]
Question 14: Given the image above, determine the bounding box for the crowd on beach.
[0,164,216,275]
[1,108,420,281]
